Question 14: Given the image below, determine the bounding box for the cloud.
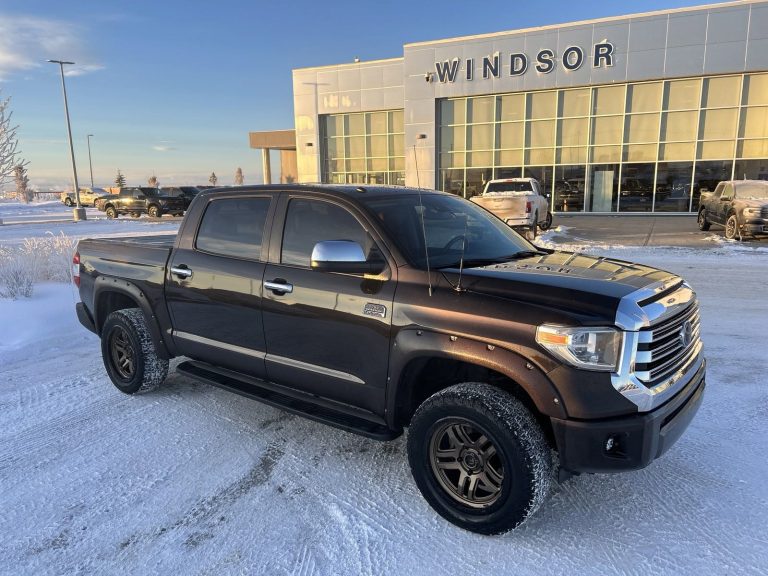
[152,145,176,152]
[0,14,103,80]
[65,64,106,77]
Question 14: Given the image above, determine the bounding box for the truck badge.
[363,303,387,318]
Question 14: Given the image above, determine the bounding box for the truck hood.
[440,251,678,321]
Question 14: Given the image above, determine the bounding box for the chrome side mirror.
[310,240,384,274]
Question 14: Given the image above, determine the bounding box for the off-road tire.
[725,213,740,240]
[101,308,168,394]
[407,383,552,535]
[148,205,162,218]
[64,197,74,207]
[105,206,118,219]
[540,212,553,231]
[697,209,711,231]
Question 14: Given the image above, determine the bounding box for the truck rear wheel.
[407,383,552,535]
[540,212,553,231]
[101,308,168,394]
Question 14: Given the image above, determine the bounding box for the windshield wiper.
[437,250,548,270]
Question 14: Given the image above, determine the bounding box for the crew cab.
[697,180,768,240]
[470,178,552,238]
[96,186,186,218]
[74,185,706,534]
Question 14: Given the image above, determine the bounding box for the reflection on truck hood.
[440,251,678,319]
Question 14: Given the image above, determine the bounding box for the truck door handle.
[171,265,193,279]
[264,279,293,294]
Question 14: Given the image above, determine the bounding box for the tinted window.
[281,199,372,267]
[485,181,534,193]
[361,193,531,270]
[196,198,270,260]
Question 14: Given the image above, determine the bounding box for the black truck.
[74,185,706,534]
[96,186,186,218]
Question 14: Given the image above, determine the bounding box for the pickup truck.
[470,178,553,239]
[697,180,768,240]
[95,186,186,218]
[61,187,109,207]
[74,184,706,535]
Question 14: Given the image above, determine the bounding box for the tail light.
[72,252,80,287]
[525,201,532,214]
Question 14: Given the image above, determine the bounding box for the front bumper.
[552,360,705,473]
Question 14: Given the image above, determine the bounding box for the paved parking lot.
[550,214,767,248]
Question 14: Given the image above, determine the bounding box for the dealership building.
[250,0,768,213]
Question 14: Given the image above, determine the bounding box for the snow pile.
[0,233,76,299]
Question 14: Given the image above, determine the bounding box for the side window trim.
[277,196,384,272]
[194,196,273,261]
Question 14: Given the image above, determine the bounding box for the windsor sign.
[432,42,614,83]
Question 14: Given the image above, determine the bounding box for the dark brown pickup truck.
[74,184,706,534]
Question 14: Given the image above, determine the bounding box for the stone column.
[262,148,272,185]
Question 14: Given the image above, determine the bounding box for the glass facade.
[437,72,768,213]
[321,110,405,185]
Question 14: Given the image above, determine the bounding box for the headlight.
[743,207,760,216]
[536,325,622,371]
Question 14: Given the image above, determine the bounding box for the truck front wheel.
[101,308,168,394]
[407,383,552,535]
[148,205,162,218]
[105,206,118,219]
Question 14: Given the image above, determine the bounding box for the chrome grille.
[761,206,768,218]
[634,302,701,386]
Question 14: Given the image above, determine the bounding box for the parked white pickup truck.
[470,178,552,239]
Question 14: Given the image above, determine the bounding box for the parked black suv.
[160,186,201,210]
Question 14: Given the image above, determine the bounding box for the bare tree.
[115,169,126,189]
[234,167,244,186]
[148,175,158,187]
[0,92,28,190]
[14,164,30,203]
[209,172,218,186]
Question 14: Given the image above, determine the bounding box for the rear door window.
[196,198,271,260]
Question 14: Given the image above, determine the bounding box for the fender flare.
[93,276,172,359]
[386,328,566,427]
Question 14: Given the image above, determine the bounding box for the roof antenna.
[413,135,432,297]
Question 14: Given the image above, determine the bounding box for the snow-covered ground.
[1,208,767,575]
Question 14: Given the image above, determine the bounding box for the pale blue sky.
[0,0,705,189]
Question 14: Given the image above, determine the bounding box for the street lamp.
[86,134,94,188]
[48,59,86,221]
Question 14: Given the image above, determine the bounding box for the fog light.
[605,437,615,452]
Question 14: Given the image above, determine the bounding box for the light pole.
[48,59,86,221]
[86,134,94,188]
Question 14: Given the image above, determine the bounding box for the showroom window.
[436,72,768,213]
[321,110,405,186]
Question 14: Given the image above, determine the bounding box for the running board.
[176,360,401,441]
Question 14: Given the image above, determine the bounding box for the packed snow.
[1,203,767,575]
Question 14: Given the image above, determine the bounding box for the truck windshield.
[361,193,533,270]
[735,184,768,199]
[485,181,533,193]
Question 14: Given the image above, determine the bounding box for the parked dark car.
[97,187,186,219]
[160,186,201,209]
[74,184,705,535]
[698,180,768,240]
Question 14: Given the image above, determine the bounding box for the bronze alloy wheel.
[429,418,504,508]
[109,325,136,380]
[725,214,738,240]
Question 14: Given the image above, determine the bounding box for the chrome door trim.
[266,353,365,385]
